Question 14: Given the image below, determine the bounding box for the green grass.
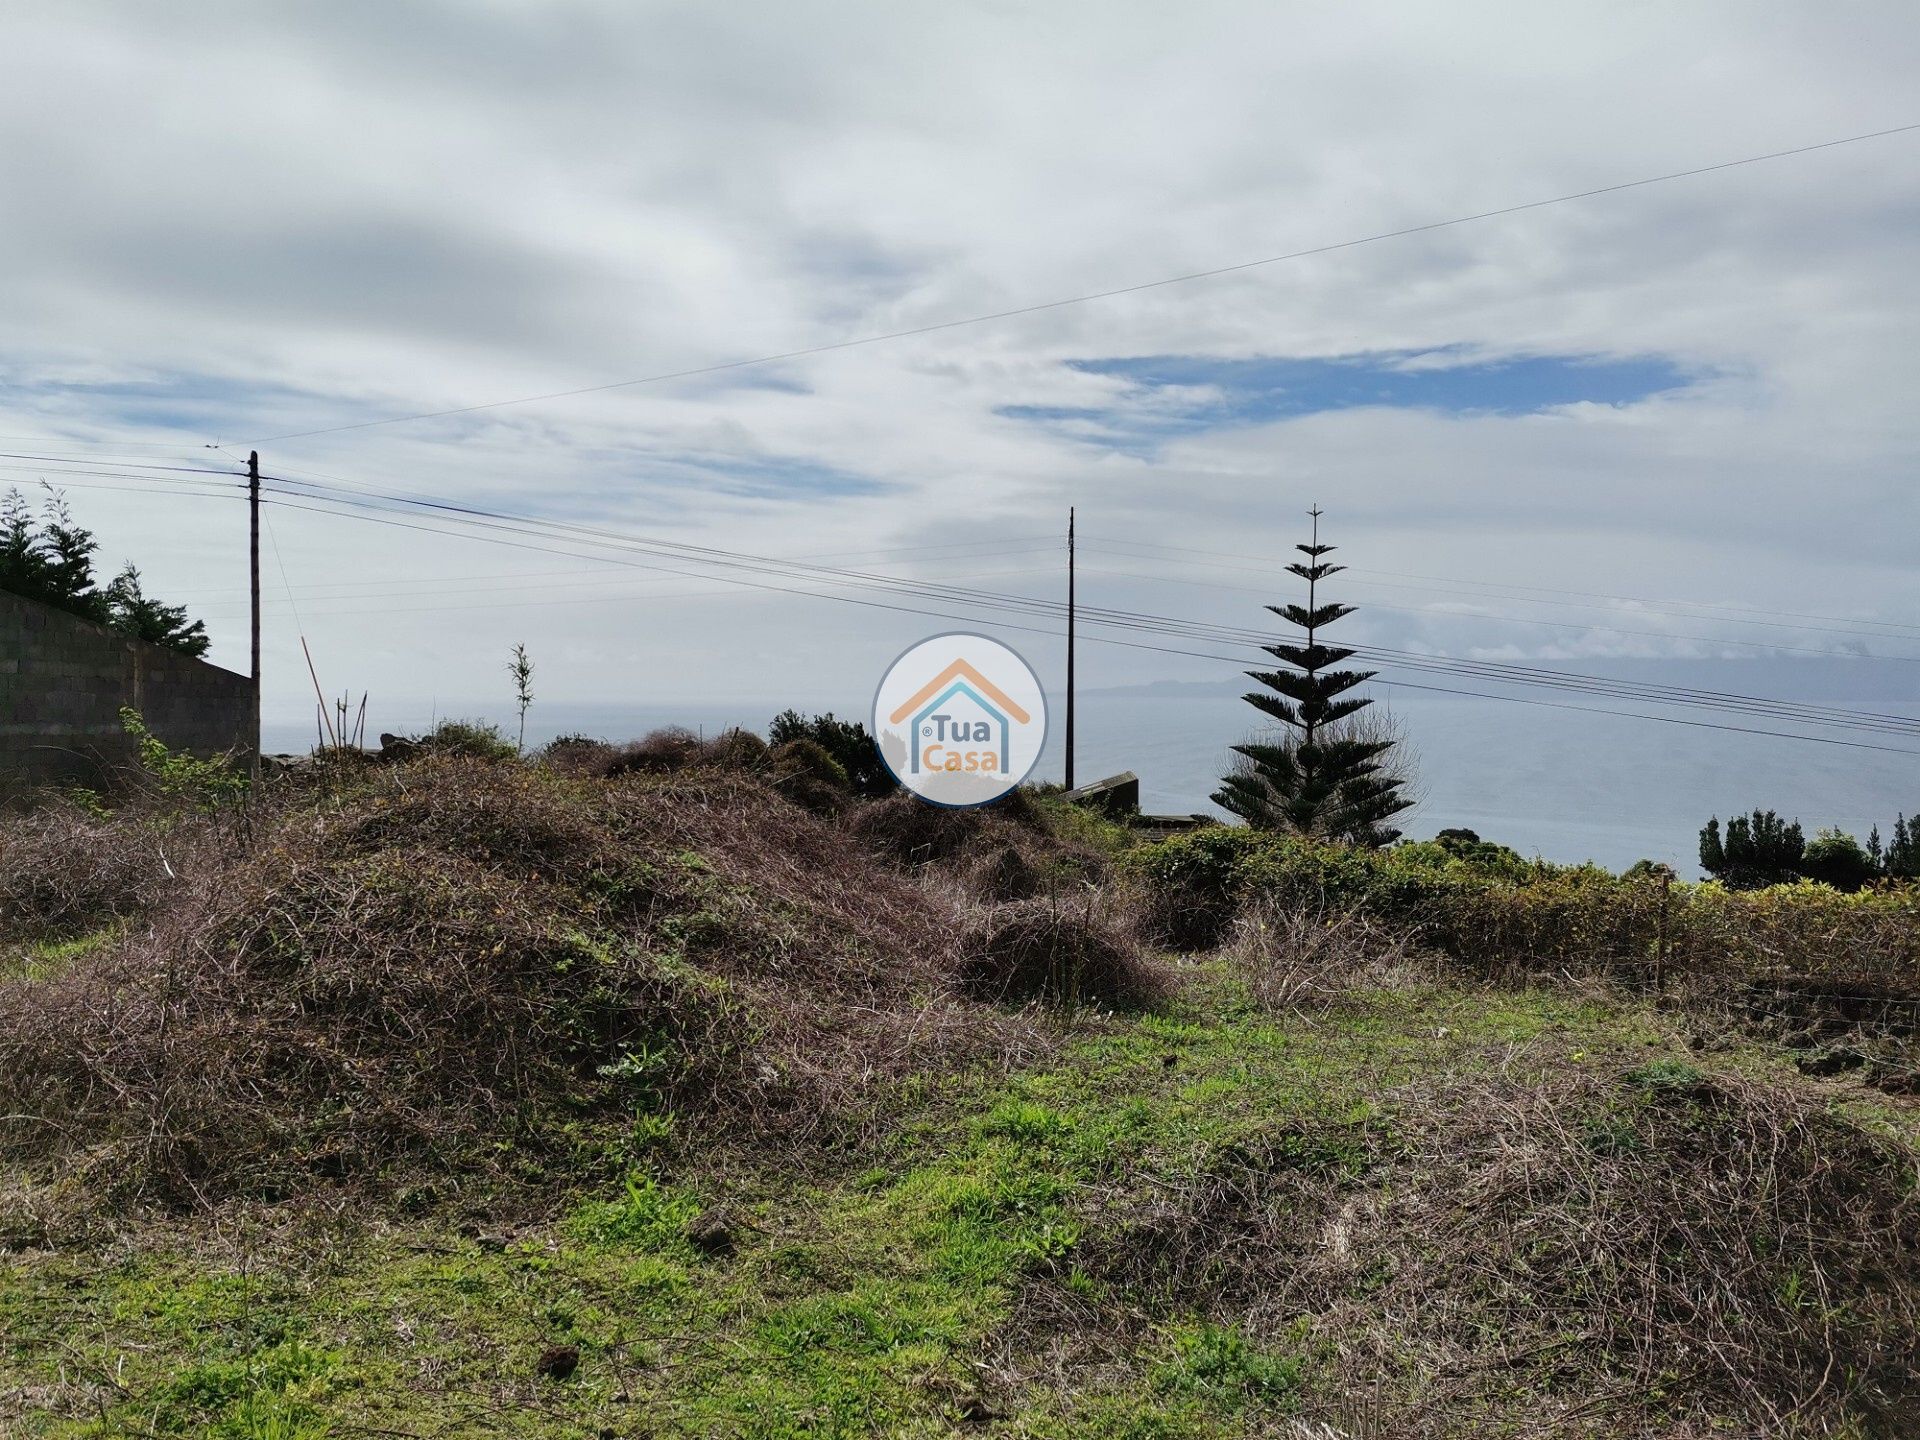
[0,974,1891,1438]
[0,925,117,981]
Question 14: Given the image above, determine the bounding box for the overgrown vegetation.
[3,732,1919,1439]
[1133,822,1920,997]
[769,708,898,798]
[1702,806,1920,888]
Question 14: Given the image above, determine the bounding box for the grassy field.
[3,746,1918,1437]
[7,970,1914,1438]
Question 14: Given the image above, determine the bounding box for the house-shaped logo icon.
[887,659,1034,776]
[873,634,1047,806]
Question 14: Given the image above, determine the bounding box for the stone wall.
[0,589,255,795]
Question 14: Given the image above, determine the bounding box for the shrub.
[538,733,611,772]
[420,718,517,761]
[1130,826,1920,996]
[0,797,171,937]
[768,710,895,798]
[847,790,1107,902]
[1225,900,1430,1013]
[956,899,1167,1010]
[706,726,770,771]
[768,737,851,815]
[1074,1066,1920,1431]
[1800,827,1875,891]
[120,707,248,811]
[0,757,1041,1207]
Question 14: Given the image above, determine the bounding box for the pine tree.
[0,488,49,599]
[1212,508,1411,846]
[105,565,210,657]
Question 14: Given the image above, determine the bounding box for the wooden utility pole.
[248,450,261,775]
[1065,506,1076,790]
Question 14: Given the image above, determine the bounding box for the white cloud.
[1,0,1917,738]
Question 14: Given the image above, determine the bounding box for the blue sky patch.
[999,348,1695,453]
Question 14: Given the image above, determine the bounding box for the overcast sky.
[3,2,1918,747]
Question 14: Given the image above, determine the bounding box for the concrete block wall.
[0,589,256,795]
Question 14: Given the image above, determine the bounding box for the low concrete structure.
[1063,770,1217,836]
[1062,770,1141,816]
[0,589,255,795]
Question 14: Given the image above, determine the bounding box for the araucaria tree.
[1213,508,1412,846]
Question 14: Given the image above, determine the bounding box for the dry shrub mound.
[970,842,1044,903]
[547,726,774,781]
[0,798,178,936]
[333,760,629,884]
[2,852,739,1206]
[0,757,1041,1209]
[767,737,852,815]
[957,900,1169,1010]
[1225,901,1432,1014]
[848,791,1106,902]
[1077,1065,1920,1436]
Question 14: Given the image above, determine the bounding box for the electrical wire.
[255,471,1920,733]
[1071,560,1920,663]
[1085,534,1920,642]
[248,477,1920,744]
[251,121,1920,443]
[40,453,1916,745]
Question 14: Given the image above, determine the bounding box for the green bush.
[1129,826,1920,992]
[119,706,248,811]
[768,710,895,798]
[768,737,852,815]
[421,719,517,761]
[1800,828,1875,892]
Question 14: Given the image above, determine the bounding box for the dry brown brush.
[848,791,1108,903]
[0,797,187,937]
[1071,1063,1920,1437]
[0,757,1062,1212]
[1224,899,1434,1015]
[957,897,1170,1010]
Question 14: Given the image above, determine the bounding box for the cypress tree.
[105,564,211,657]
[1888,815,1918,880]
[1699,808,1804,888]
[0,486,208,654]
[1212,508,1411,846]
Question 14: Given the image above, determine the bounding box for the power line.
[254,490,1920,757]
[249,474,1920,742]
[0,476,242,503]
[1087,534,1920,642]
[262,470,1920,734]
[0,451,242,477]
[1072,559,1920,663]
[253,121,1920,444]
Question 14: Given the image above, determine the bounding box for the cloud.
[0,0,1916,738]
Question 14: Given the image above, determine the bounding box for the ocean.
[262,659,1920,876]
